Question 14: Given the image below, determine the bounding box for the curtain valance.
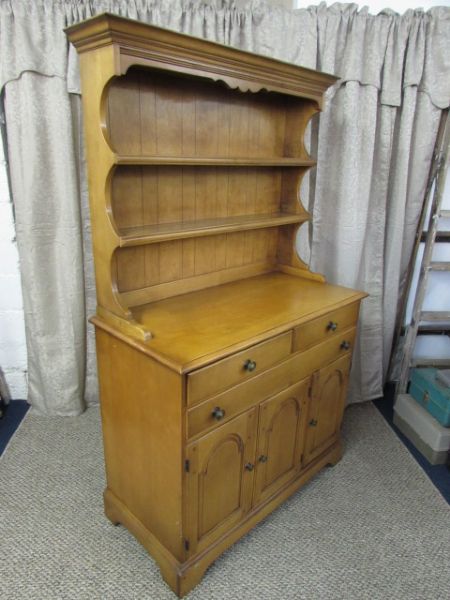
[0,1,449,108]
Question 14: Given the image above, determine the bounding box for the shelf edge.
[115,156,317,167]
[119,213,308,247]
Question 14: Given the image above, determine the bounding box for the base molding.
[103,440,342,597]
[104,488,182,593]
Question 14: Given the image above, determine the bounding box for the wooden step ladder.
[394,109,450,394]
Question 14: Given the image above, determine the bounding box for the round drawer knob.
[327,321,338,332]
[244,462,254,471]
[258,455,268,463]
[211,406,225,421]
[340,340,351,350]
[244,359,257,372]
[309,419,318,427]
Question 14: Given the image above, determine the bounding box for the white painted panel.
[413,335,450,360]
[0,132,28,399]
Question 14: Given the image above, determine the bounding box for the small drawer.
[187,327,356,439]
[293,303,359,353]
[187,330,292,406]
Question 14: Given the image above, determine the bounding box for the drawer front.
[187,331,292,407]
[187,327,356,439]
[293,303,359,352]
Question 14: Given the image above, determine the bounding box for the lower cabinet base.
[104,440,343,598]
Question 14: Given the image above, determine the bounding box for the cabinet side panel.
[95,327,183,560]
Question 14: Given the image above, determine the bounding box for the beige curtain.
[0,1,449,414]
[308,6,449,403]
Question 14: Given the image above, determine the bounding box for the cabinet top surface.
[65,13,337,100]
[124,273,366,372]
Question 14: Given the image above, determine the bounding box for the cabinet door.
[304,353,351,465]
[253,379,310,506]
[184,408,257,555]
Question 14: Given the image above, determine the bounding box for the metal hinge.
[184,539,190,551]
[184,459,190,473]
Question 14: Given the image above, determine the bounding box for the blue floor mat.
[0,400,30,456]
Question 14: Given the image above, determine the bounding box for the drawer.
[187,330,292,406]
[187,327,356,439]
[293,303,359,352]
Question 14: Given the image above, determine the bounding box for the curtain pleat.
[0,0,449,413]
[3,73,86,414]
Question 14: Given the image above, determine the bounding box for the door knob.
[211,406,225,420]
[309,419,318,427]
[244,359,257,372]
[258,455,268,463]
[244,462,254,471]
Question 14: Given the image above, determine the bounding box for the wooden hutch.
[67,14,366,597]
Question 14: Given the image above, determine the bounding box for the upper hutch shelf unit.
[67,13,338,343]
[67,14,366,597]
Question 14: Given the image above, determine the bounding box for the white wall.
[0,126,27,400]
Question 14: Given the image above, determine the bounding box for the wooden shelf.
[115,155,316,168]
[119,212,307,247]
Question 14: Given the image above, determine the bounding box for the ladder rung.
[417,324,450,334]
[420,231,450,242]
[429,261,450,271]
[400,324,450,335]
[440,209,450,218]
[420,311,450,321]
[411,358,450,367]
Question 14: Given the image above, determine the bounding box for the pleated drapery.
[0,1,449,414]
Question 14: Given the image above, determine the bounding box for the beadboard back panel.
[106,69,315,160]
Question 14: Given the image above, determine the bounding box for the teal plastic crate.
[409,368,450,427]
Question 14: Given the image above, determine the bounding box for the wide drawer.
[187,327,356,439]
[187,330,292,407]
[293,303,359,352]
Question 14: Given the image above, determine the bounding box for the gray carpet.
[1,403,449,600]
